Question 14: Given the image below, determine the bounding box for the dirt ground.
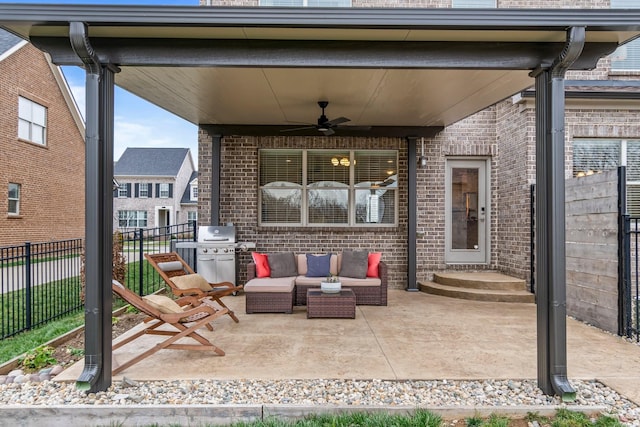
[52,312,146,368]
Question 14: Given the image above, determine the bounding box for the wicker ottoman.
[306,288,356,319]
[244,278,295,314]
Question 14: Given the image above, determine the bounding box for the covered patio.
[2,3,640,398]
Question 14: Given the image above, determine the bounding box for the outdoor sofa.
[244,251,388,313]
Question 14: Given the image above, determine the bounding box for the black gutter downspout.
[70,21,118,393]
[618,166,630,337]
[210,134,222,226]
[530,26,584,401]
[407,136,418,291]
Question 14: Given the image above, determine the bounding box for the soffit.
[1,5,639,133]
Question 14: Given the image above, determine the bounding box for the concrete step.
[418,281,535,303]
[433,272,528,292]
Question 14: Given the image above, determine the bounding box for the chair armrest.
[247,262,257,281]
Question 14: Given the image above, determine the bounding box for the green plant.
[66,346,84,358]
[324,274,340,283]
[552,408,591,427]
[465,415,483,427]
[485,414,510,427]
[20,345,57,371]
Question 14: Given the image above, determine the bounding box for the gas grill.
[196,225,255,285]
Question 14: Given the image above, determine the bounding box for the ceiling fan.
[281,101,371,136]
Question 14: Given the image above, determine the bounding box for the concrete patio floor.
[56,289,640,406]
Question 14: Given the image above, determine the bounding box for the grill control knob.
[212,248,218,253]
[202,248,208,254]
[223,248,229,253]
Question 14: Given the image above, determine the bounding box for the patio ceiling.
[2,5,640,136]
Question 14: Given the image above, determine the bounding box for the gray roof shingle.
[181,171,198,205]
[0,28,24,57]
[114,147,190,177]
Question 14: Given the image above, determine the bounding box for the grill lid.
[198,225,236,244]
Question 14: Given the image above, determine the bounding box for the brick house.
[113,147,197,232]
[0,29,85,246]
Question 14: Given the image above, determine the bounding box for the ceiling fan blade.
[280,126,316,132]
[326,116,350,126]
[321,128,335,136]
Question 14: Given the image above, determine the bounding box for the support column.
[407,136,418,291]
[70,22,119,393]
[210,134,222,226]
[531,26,584,400]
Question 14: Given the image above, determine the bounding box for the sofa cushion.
[170,274,213,291]
[157,261,184,272]
[306,253,332,277]
[143,294,184,314]
[367,252,382,278]
[268,252,298,278]
[244,277,295,293]
[339,250,369,279]
[294,275,327,286]
[339,277,382,287]
[252,252,271,278]
[297,254,338,276]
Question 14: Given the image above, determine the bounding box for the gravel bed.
[0,378,638,425]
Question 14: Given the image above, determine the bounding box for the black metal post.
[618,166,631,337]
[211,134,222,226]
[406,136,418,291]
[530,184,535,294]
[138,228,144,296]
[25,242,32,331]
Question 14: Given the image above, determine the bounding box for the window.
[18,97,47,145]
[190,179,198,201]
[573,139,640,215]
[611,0,640,71]
[259,149,397,227]
[8,183,20,215]
[118,184,129,198]
[138,183,149,198]
[188,211,197,227]
[118,210,148,228]
[159,183,170,198]
[451,0,496,7]
[260,0,350,6]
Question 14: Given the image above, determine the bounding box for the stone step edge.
[433,273,528,291]
[419,281,535,303]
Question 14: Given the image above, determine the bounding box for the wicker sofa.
[244,252,388,314]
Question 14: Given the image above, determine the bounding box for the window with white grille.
[8,183,20,215]
[118,210,148,228]
[573,139,640,216]
[159,183,170,198]
[18,97,47,145]
[610,0,640,71]
[259,149,397,227]
[139,183,149,198]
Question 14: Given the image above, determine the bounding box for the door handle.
[479,207,486,221]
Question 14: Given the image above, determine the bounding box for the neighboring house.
[113,148,197,232]
[0,29,85,246]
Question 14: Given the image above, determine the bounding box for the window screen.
[260,0,350,6]
[452,0,496,7]
[259,150,303,224]
[611,0,640,71]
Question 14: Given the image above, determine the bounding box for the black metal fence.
[1,239,84,339]
[116,222,197,296]
[621,216,640,342]
[0,223,197,340]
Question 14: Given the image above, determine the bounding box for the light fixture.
[387,170,394,176]
[340,158,350,167]
[331,156,351,167]
[331,157,339,166]
[418,137,427,169]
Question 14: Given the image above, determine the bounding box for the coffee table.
[306,288,356,319]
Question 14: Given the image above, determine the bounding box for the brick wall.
[0,43,85,246]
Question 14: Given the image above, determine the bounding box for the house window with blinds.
[259,149,397,227]
[610,0,640,71]
[259,0,350,6]
[573,139,640,216]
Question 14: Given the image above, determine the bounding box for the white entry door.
[445,159,490,264]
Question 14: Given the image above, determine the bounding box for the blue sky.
[14,0,200,166]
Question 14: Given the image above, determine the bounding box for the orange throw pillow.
[367,252,382,278]
[252,252,271,278]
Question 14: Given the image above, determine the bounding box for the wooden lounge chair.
[145,252,242,323]
[111,280,228,375]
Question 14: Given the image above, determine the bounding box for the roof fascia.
[1,5,640,32]
[46,55,85,138]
